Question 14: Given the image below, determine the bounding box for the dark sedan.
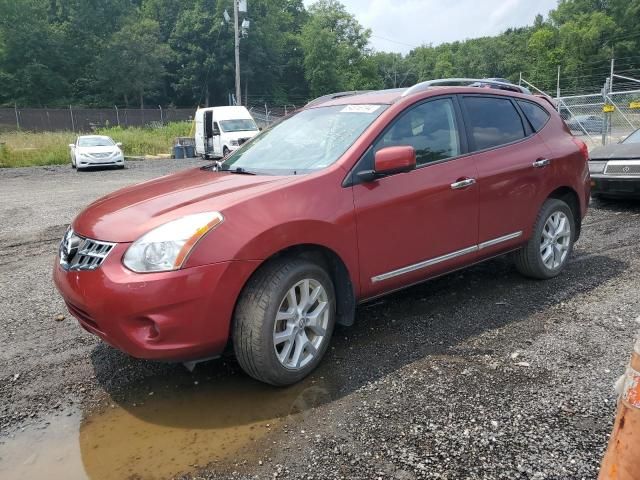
[566,114,604,135]
[589,129,640,198]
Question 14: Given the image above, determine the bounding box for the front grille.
[605,163,640,175]
[59,229,115,271]
[89,152,112,159]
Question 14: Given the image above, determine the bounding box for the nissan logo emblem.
[623,166,630,173]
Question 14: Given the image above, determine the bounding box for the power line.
[370,34,421,50]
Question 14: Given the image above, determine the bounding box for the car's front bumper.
[77,155,124,167]
[53,243,259,361]
[591,174,640,198]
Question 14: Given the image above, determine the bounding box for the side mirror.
[213,128,220,136]
[69,144,75,148]
[116,142,122,147]
[357,146,416,182]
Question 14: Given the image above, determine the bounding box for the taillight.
[571,137,589,161]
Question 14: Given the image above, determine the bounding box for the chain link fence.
[606,90,640,141]
[0,107,195,133]
[246,102,298,127]
[557,90,640,148]
[556,94,607,147]
[0,104,300,133]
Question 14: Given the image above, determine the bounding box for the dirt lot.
[1,159,640,480]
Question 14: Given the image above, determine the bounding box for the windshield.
[78,136,114,147]
[622,129,640,144]
[220,119,258,132]
[221,104,388,174]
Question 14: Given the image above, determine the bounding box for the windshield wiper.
[225,166,257,175]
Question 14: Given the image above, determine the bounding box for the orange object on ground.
[598,338,640,480]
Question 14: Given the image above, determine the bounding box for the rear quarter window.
[517,100,550,132]
[462,96,525,151]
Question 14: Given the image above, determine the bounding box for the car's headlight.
[589,161,606,174]
[123,212,224,273]
[229,139,239,146]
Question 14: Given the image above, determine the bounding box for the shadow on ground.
[90,251,626,429]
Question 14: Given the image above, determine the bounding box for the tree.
[0,0,69,106]
[1,0,640,108]
[300,0,374,97]
[169,0,222,107]
[96,19,171,108]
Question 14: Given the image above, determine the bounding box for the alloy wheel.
[273,278,329,370]
[540,211,571,269]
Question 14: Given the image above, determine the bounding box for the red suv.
[54,79,590,386]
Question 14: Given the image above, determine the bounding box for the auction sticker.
[341,105,381,114]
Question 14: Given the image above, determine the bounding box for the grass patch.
[0,122,192,168]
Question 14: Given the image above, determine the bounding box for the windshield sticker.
[340,105,381,114]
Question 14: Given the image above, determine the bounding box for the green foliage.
[301,0,375,96]
[96,18,172,108]
[95,123,192,156]
[0,0,639,108]
[0,122,191,167]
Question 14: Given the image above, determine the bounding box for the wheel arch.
[238,243,357,327]
[547,186,582,240]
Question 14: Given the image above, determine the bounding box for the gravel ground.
[1,159,640,480]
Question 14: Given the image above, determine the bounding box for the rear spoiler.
[534,94,558,110]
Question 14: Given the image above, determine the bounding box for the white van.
[194,106,260,159]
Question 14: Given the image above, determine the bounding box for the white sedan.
[69,135,125,170]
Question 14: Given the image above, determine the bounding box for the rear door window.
[375,98,461,166]
[462,96,525,151]
[517,100,550,132]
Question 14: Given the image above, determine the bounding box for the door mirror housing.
[116,142,122,147]
[357,146,416,182]
[69,144,75,148]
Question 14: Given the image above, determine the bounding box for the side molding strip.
[371,231,523,283]
[478,231,523,250]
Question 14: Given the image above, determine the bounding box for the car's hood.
[73,167,292,242]
[76,145,119,153]
[590,143,640,160]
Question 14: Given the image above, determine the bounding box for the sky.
[303,0,559,54]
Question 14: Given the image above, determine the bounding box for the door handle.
[533,158,551,168]
[450,178,476,190]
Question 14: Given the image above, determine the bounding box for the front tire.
[223,146,230,157]
[514,198,575,279]
[233,257,336,386]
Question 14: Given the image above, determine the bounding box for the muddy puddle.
[0,374,334,480]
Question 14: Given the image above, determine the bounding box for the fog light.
[147,323,160,340]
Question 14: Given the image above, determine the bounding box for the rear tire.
[233,257,336,386]
[513,198,575,280]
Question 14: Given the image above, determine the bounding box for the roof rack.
[305,90,373,108]
[401,78,530,97]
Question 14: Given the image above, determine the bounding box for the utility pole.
[556,66,561,99]
[234,0,241,106]
[610,57,615,94]
[602,76,610,146]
